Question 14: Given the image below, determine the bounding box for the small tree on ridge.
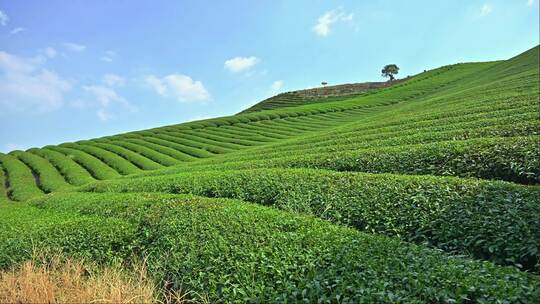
[381,64,399,82]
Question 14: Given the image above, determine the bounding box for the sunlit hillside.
[1,46,539,303]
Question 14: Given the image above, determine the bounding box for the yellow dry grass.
[0,256,158,303]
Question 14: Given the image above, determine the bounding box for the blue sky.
[0,0,538,153]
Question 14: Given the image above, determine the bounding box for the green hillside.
[1,46,539,302]
[239,79,406,113]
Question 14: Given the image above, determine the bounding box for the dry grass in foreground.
[0,255,162,303]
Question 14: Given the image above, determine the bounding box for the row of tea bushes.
[28,192,540,303]
[81,168,540,271]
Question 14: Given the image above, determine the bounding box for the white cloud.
[69,99,88,109]
[0,51,34,73]
[480,4,492,16]
[224,56,259,73]
[313,8,353,37]
[84,73,134,122]
[101,50,116,62]
[0,51,71,112]
[83,84,135,121]
[103,73,125,87]
[83,85,126,107]
[63,42,86,52]
[271,80,284,91]
[145,75,167,95]
[0,10,8,26]
[96,109,114,121]
[342,13,354,22]
[527,0,538,6]
[10,27,25,35]
[145,73,210,103]
[41,47,57,58]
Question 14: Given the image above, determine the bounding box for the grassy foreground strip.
[26,192,538,303]
[81,168,540,271]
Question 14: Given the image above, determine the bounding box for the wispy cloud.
[145,73,210,103]
[0,10,8,26]
[83,85,126,107]
[82,73,133,121]
[101,50,116,62]
[40,47,57,59]
[96,109,114,121]
[527,0,538,6]
[63,42,87,52]
[10,27,25,35]
[313,7,353,37]
[480,4,492,16]
[224,56,259,73]
[271,80,284,92]
[0,51,71,113]
[103,73,125,87]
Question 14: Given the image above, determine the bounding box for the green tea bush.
[29,148,95,186]
[261,136,540,184]
[98,140,180,166]
[0,154,43,201]
[222,124,289,139]
[60,143,141,175]
[29,192,540,303]
[85,142,163,170]
[0,165,8,203]
[10,151,71,192]
[162,130,246,150]
[121,138,197,161]
[81,168,540,271]
[139,136,215,158]
[242,119,537,161]
[151,133,234,154]
[213,126,278,141]
[138,136,539,184]
[46,146,121,180]
[0,204,136,268]
[182,129,261,146]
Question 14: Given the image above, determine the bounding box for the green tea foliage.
[82,168,540,271]
[28,148,95,186]
[0,45,538,302]
[0,154,43,201]
[10,151,71,192]
[28,192,540,303]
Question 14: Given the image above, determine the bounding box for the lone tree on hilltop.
[321,81,328,87]
[381,64,399,82]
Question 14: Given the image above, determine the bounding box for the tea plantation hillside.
[239,79,406,113]
[1,46,539,303]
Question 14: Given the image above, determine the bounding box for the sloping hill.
[1,46,539,302]
[239,79,407,114]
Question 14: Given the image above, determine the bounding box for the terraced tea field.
[0,46,539,302]
[239,80,404,113]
